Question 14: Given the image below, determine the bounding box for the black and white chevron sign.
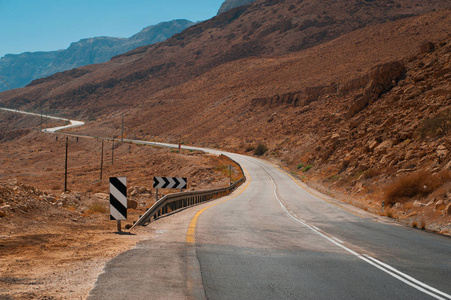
[153,177,187,189]
[110,177,127,220]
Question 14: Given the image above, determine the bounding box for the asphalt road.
[6,107,449,299]
[0,107,84,132]
[89,149,451,300]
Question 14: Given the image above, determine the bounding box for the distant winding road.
[0,107,84,132]
[2,108,450,299]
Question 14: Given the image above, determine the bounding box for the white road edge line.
[259,166,451,300]
[331,237,344,244]
[363,254,451,299]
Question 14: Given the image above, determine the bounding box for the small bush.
[384,170,449,206]
[303,165,313,172]
[385,209,393,218]
[363,168,381,179]
[297,163,305,169]
[329,174,341,182]
[420,219,426,230]
[245,145,255,152]
[412,221,418,228]
[418,110,451,139]
[254,143,268,156]
[88,202,107,213]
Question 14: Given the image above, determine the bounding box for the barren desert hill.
[91,9,450,156]
[0,0,450,228]
[217,0,257,15]
[1,0,448,115]
[70,9,450,226]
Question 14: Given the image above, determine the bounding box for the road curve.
[0,107,85,132]
[1,109,449,299]
[89,144,451,300]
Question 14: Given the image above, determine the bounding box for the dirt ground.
[1,206,149,300]
[0,130,242,300]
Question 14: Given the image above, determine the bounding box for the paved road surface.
[0,107,85,132]
[6,107,449,299]
[89,148,451,300]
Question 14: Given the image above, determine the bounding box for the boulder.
[374,140,393,156]
[367,140,379,152]
[331,133,340,143]
[129,187,139,197]
[413,200,424,207]
[127,199,138,210]
[94,193,109,200]
[436,144,449,162]
[434,200,444,211]
[446,203,451,216]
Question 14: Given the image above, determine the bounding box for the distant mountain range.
[217,0,257,15]
[0,19,194,92]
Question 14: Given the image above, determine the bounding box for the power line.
[0,74,14,92]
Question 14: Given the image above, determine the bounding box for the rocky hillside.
[1,0,448,113]
[217,0,256,15]
[0,19,194,93]
[0,0,450,229]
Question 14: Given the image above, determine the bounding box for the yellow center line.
[269,163,365,219]
[186,167,251,244]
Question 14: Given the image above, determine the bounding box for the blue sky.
[0,0,225,58]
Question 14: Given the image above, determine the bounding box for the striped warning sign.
[110,177,127,220]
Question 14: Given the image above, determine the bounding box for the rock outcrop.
[346,61,406,119]
[217,0,257,15]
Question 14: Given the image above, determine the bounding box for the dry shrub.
[363,168,382,179]
[385,209,393,218]
[254,143,268,156]
[418,110,451,139]
[384,170,450,206]
[403,202,414,210]
[429,182,451,198]
[88,202,107,213]
[420,219,426,230]
[245,145,255,152]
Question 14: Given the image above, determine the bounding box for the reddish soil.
[1,1,450,297]
[0,125,241,299]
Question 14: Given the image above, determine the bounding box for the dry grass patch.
[87,202,108,213]
[420,219,426,230]
[384,209,394,218]
[384,170,451,206]
[363,168,382,179]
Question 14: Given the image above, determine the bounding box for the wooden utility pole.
[111,138,115,165]
[64,137,68,192]
[100,140,104,181]
[121,115,124,142]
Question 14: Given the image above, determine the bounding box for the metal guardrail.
[131,157,246,229]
